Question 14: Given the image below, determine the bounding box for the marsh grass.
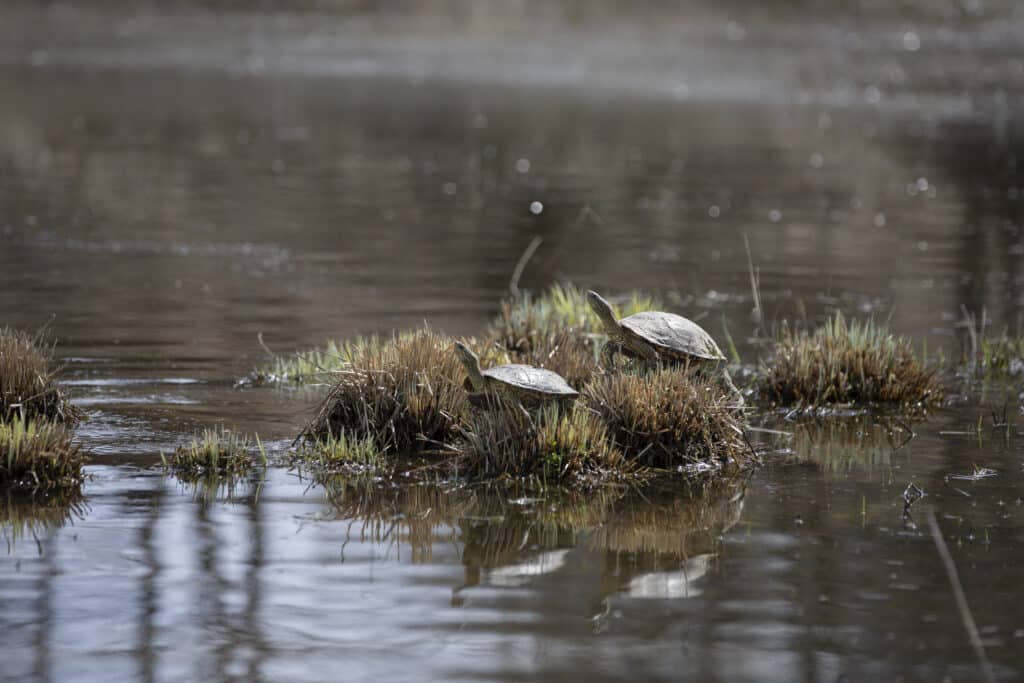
[0,416,86,491]
[250,337,382,384]
[757,313,941,410]
[162,426,265,483]
[288,430,384,475]
[455,395,628,484]
[583,366,748,469]
[299,328,498,453]
[491,283,659,355]
[0,327,79,423]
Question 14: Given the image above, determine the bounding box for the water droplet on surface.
[809,153,824,168]
[515,158,531,174]
[864,85,882,103]
[529,201,544,215]
[708,205,721,218]
[769,210,782,223]
[902,31,921,51]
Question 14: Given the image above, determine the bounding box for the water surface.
[2,5,1024,681]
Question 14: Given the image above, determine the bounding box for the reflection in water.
[324,476,746,605]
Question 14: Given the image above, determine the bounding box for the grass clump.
[757,312,941,410]
[162,426,265,483]
[583,366,748,470]
[1,327,79,423]
[491,283,659,355]
[0,416,86,491]
[455,396,627,485]
[299,328,496,453]
[251,338,373,384]
[288,430,384,476]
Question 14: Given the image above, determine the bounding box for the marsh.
[1,1,1023,681]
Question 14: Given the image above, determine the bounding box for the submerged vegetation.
[0,416,86,491]
[757,313,941,411]
[162,426,266,483]
[0,327,79,423]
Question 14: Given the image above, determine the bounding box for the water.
[2,3,1024,681]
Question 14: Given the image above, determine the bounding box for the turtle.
[585,290,744,405]
[453,341,578,408]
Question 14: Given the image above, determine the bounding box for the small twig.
[508,236,543,298]
[926,511,996,683]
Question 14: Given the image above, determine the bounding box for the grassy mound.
[299,329,499,453]
[757,313,941,410]
[162,426,265,483]
[454,396,627,484]
[583,367,748,470]
[0,416,86,491]
[0,327,79,423]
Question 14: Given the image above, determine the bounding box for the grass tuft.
[299,328,498,453]
[583,366,748,469]
[0,416,86,491]
[491,283,659,353]
[0,327,79,423]
[757,312,941,410]
[162,426,265,483]
[455,396,627,484]
[288,430,384,475]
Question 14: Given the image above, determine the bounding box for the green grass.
[0,416,86,491]
[483,283,662,390]
[162,426,266,483]
[288,430,384,475]
[757,312,941,410]
[0,327,79,423]
[964,334,1024,378]
[250,337,386,384]
[583,366,749,470]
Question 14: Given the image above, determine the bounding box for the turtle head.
[453,341,486,391]
[586,290,619,332]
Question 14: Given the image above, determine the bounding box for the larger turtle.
[586,290,743,404]
[454,341,578,408]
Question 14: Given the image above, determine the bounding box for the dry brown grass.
[454,395,628,485]
[757,313,942,410]
[299,328,498,453]
[583,366,749,469]
[0,327,79,424]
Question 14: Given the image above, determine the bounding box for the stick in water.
[926,510,995,683]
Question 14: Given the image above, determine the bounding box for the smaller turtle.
[586,290,743,405]
[453,342,578,408]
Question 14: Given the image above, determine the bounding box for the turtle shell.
[482,364,579,397]
[619,311,725,362]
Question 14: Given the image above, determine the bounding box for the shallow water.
[2,4,1024,681]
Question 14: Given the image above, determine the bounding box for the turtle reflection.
[321,475,746,602]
